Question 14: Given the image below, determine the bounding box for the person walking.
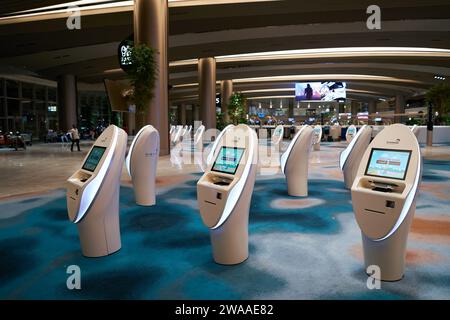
[70,124,80,152]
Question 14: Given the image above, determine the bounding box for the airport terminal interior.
[1,0,450,300]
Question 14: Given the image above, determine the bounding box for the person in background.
[70,124,80,152]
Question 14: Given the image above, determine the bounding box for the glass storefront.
[0,77,116,141]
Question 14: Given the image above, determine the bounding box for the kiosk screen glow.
[212,147,245,175]
[365,148,411,180]
[82,146,107,172]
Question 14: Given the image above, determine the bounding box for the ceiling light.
[248,95,295,100]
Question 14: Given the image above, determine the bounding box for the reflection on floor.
[0,142,449,299]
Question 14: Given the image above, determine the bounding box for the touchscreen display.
[365,148,412,180]
[212,147,245,175]
[82,146,107,172]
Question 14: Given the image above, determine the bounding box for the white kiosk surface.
[280,125,314,196]
[339,125,373,189]
[351,124,422,281]
[171,125,183,145]
[194,125,205,151]
[312,125,322,151]
[126,125,160,206]
[66,125,127,257]
[197,124,258,265]
[271,125,284,153]
[346,125,357,143]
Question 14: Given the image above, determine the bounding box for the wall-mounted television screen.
[295,82,346,101]
[212,147,245,175]
[365,148,412,180]
[82,146,107,172]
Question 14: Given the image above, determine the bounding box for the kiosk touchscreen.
[351,124,422,281]
[271,125,284,153]
[346,125,357,143]
[197,124,258,265]
[194,125,205,151]
[126,125,160,206]
[66,125,127,257]
[339,125,373,189]
[312,125,322,151]
[280,125,314,196]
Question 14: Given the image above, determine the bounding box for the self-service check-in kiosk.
[312,125,322,151]
[271,125,284,153]
[197,124,258,264]
[280,125,314,196]
[125,125,159,206]
[171,125,183,146]
[66,125,127,257]
[170,125,175,135]
[194,125,205,151]
[346,125,357,143]
[340,125,373,189]
[351,124,422,281]
[411,125,420,140]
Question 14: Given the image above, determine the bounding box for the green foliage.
[227,92,248,125]
[425,83,450,123]
[216,111,226,131]
[125,44,158,113]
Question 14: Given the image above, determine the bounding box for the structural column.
[395,94,405,124]
[134,0,169,155]
[351,100,359,123]
[199,57,217,130]
[57,74,78,132]
[220,80,233,123]
[178,103,186,125]
[194,104,200,121]
[368,100,377,124]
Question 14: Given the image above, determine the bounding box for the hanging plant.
[125,44,158,113]
[227,92,248,125]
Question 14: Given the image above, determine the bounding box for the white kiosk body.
[271,125,284,153]
[66,125,127,257]
[312,125,322,151]
[340,125,373,189]
[182,125,193,150]
[171,125,183,145]
[351,124,422,281]
[346,125,357,143]
[194,125,205,151]
[411,125,420,139]
[125,125,160,206]
[169,125,175,135]
[280,125,314,196]
[197,124,258,265]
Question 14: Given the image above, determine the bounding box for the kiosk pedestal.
[351,124,422,281]
[197,124,258,265]
[126,125,159,206]
[66,125,127,257]
[280,125,314,196]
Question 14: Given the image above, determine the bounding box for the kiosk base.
[135,189,156,206]
[78,211,121,257]
[209,202,250,265]
[287,177,308,197]
[361,205,415,281]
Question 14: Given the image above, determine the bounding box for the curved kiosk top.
[411,125,420,139]
[126,125,160,206]
[339,125,373,189]
[280,125,314,196]
[66,125,127,257]
[312,125,322,151]
[346,125,357,143]
[351,124,422,281]
[171,125,183,145]
[197,124,258,265]
[206,124,235,166]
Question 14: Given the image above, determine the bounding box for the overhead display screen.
[295,82,347,101]
[82,146,107,172]
[212,147,245,175]
[365,148,412,180]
